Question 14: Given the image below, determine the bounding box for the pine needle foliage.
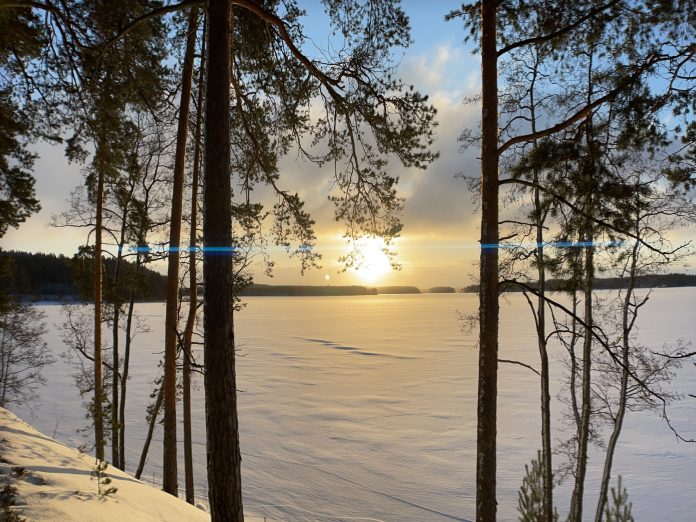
[604,476,634,522]
[517,451,558,522]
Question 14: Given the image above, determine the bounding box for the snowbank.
[0,408,262,521]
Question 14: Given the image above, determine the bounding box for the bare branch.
[499,358,540,376]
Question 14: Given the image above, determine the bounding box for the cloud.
[3,140,86,256]
[8,38,488,287]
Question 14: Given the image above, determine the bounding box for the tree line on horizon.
[2,247,693,300]
[0,250,168,299]
[0,250,436,296]
[0,1,694,521]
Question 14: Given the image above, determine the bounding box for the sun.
[351,237,393,283]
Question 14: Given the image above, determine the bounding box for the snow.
[6,290,696,520]
[0,407,263,522]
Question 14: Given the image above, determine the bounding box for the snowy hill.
[0,408,263,521]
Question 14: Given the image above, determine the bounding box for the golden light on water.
[351,237,393,283]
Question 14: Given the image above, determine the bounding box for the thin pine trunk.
[118,254,141,470]
[110,209,129,468]
[570,217,594,522]
[535,180,553,521]
[135,381,163,480]
[0,325,9,406]
[162,7,199,496]
[570,57,596,517]
[203,1,244,519]
[569,291,581,428]
[93,161,105,462]
[594,218,640,521]
[111,297,119,466]
[477,0,499,520]
[182,25,205,504]
[529,53,554,520]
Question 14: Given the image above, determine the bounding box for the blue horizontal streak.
[481,240,624,250]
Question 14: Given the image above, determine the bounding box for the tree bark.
[135,381,163,480]
[529,55,554,520]
[569,53,597,522]
[182,21,205,504]
[569,215,593,522]
[594,218,640,521]
[111,200,131,469]
[203,1,244,520]
[162,6,199,496]
[477,0,499,520]
[119,286,135,470]
[93,158,105,462]
[111,280,120,467]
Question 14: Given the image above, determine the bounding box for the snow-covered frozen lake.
[11,289,696,521]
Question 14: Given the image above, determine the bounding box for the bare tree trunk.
[110,206,130,468]
[118,253,140,470]
[0,323,10,406]
[118,291,134,470]
[135,381,164,480]
[93,162,105,462]
[162,7,199,496]
[570,217,594,522]
[203,1,244,520]
[182,24,205,504]
[569,53,596,521]
[594,219,640,521]
[111,283,120,467]
[528,51,554,520]
[568,291,581,428]
[535,176,554,521]
[477,0,499,520]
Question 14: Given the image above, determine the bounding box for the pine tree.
[447,2,694,517]
[517,451,558,522]
[57,0,168,464]
[0,8,45,237]
[604,477,634,522]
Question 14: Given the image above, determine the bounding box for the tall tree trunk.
[0,325,10,406]
[118,253,141,470]
[203,1,244,520]
[162,7,199,496]
[569,53,597,522]
[111,268,120,466]
[535,171,554,522]
[118,290,134,470]
[93,159,105,462]
[135,381,164,480]
[570,216,594,522]
[477,0,499,520]
[528,51,554,520]
[110,205,130,469]
[594,217,640,521]
[569,292,581,428]
[182,24,205,504]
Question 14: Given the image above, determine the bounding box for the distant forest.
[5,250,694,300]
[0,250,167,301]
[463,274,696,293]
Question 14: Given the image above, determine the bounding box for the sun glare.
[351,237,393,283]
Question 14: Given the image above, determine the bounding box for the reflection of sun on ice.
[351,237,393,283]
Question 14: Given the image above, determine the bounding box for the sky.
[3,1,486,289]
[2,1,693,288]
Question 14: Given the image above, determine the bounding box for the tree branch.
[499,178,677,257]
[502,278,695,442]
[499,358,540,376]
[497,51,672,154]
[497,0,622,57]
